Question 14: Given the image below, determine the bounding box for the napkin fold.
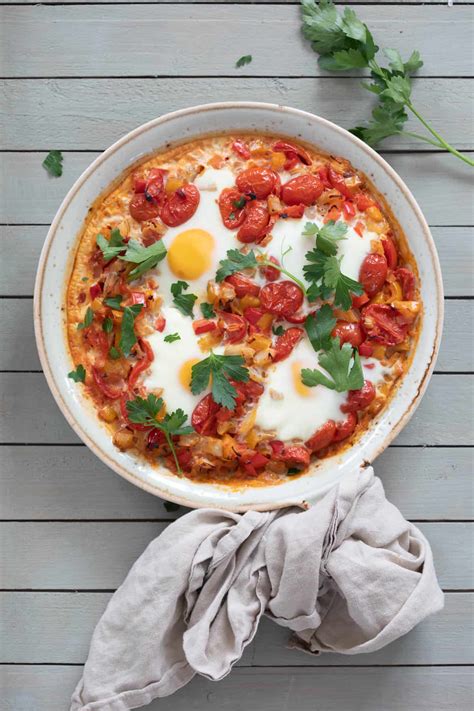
[71,466,444,711]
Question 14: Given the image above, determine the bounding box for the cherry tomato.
[355,193,375,212]
[176,447,193,471]
[305,420,336,452]
[192,319,217,335]
[243,306,266,326]
[280,445,311,470]
[236,167,279,199]
[133,176,147,194]
[333,412,357,442]
[327,166,360,199]
[231,140,251,160]
[146,428,166,449]
[129,193,161,222]
[260,281,304,318]
[191,394,220,436]
[351,292,369,310]
[281,175,324,206]
[341,380,376,413]
[160,184,200,227]
[317,165,331,188]
[285,310,307,325]
[382,237,398,270]
[250,452,269,469]
[269,440,284,457]
[92,367,124,400]
[394,267,416,300]
[218,311,247,343]
[225,273,260,297]
[280,204,305,219]
[218,187,246,229]
[144,168,166,201]
[273,327,304,363]
[358,341,373,357]
[362,304,410,346]
[260,255,280,282]
[241,379,264,400]
[272,140,312,166]
[237,200,270,243]
[359,253,388,297]
[331,320,364,348]
[128,338,154,391]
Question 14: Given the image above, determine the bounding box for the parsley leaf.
[119,239,167,281]
[104,295,123,310]
[68,364,86,383]
[191,352,249,410]
[200,302,216,319]
[302,220,348,256]
[272,324,285,337]
[236,54,252,68]
[96,229,126,262]
[102,317,114,334]
[216,249,258,282]
[301,337,364,392]
[109,346,121,360]
[42,150,63,177]
[164,333,181,344]
[77,307,94,330]
[171,281,197,317]
[119,304,142,357]
[304,304,336,352]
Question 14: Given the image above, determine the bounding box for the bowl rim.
[34,101,444,511]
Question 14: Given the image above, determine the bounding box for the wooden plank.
[0,373,471,445]
[1,226,471,298]
[0,592,472,665]
[1,6,472,78]
[1,445,471,522]
[2,78,473,152]
[0,299,470,372]
[2,0,462,5]
[1,522,471,590]
[2,666,473,711]
[1,152,472,226]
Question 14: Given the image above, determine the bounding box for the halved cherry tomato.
[273,327,304,363]
[382,237,398,270]
[279,445,310,470]
[147,428,166,449]
[362,304,410,346]
[160,184,200,227]
[285,310,307,325]
[237,200,270,243]
[192,319,217,335]
[260,255,280,282]
[305,420,336,452]
[317,165,331,188]
[358,341,373,357]
[333,412,357,442]
[281,174,324,206]
[231,140,251,160]
[351,292,370,310]
[359,253,388,297]
[269,440,284,457]
[155,314,166,332]
[236,167,279,199]
[243,306,266,325]
[394,267,416,300]
[342,201,356,219]
[218,187,247,229]
[260,281,304,318]
[225,273,260,297]
[128,338,154,391]
[331,320,364,348]
[191,393,220,436]
[92,367,124,400]
[218,311,247,343]
[272,140,312,166]
[129,193,161,222]
[341,380,376,413]
[327,166,360,199]
[280,204,305,219]
[355,192,374,212]
[144,168,166,202]
[133,176,147,194]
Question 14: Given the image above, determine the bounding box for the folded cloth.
[71,466,444,711]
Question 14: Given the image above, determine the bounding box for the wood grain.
[2,6,472,78]
[2,78,473,152]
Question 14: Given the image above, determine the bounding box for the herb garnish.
[96,229,126,262]
[104,295,123,310]
[120,305,143,357]
[164,333,181,344]
[119,239,167,281]
[215,249,258,282]
[235,55,253,68]
[42,150,63,177]
[304,304,336,352]
[191,352,250,410]
[301,337,364,392]
[200,302,216,319]
[171,281,198,317]
[109,346,121,360]
[102,317,114,334]
[68,364,86,383]
[77,307,94,330]
[272,324,285,336]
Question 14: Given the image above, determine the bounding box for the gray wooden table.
[1,1,473,708]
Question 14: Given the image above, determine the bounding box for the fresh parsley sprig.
[120,305,143,356]
[236,55,252,68]
[68,364,86,383]
[301,0,473,167]
[301,336,364,392]
[302,220,347,256]
[304,304,336,352]
[216,248,308,295]
[96,230,167,279]
[191,352,250,410]
[200,302,216,319]
[171,281,197,317]
[77,307,94,330]
[96,229,126,262]
[42,150,63,177]
[126,394,194,474]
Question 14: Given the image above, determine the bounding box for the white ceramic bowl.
[34,102,443,511]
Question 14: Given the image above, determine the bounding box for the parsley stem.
[400,131,446,150]
[259,258,308,296]
[406,103,474,167]
[163,430,182,476]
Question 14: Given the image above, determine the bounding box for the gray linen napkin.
[71,466,444,711]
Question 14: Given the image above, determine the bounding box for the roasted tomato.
[362,304,410,346]
[341,380,376,413]
[260,281,304,318]
[351,292,370,310]
[236,167,279,199]
[328,166,361,199]
[273,327,304,363]
[394,267,416,300]
[160,184,200,227]
[237,200,270,243]
[382,237,398,270]
[272,140,312,166]
[129,194,161,222]
[260,255,280,282]
[191,393,220,436]
[128,338,154,390]
[92,367,124,400]
[305,420,336,452]
[231,140,251,160]
[359,253,388,297]
[218,187,246,229]
[279,445,311,470]
[333,412,358,442]
[331,320,364,348]
[355,192,375,212]
[218,311,247,343]
[192,319,217,335]
[225,273,260,297]
[147,428,167,449]
[280,174,324,206]
[280,203,306,219]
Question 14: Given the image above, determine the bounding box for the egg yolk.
[292,361,312,397]
[167,229,214,280]
[179,358,200,391]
